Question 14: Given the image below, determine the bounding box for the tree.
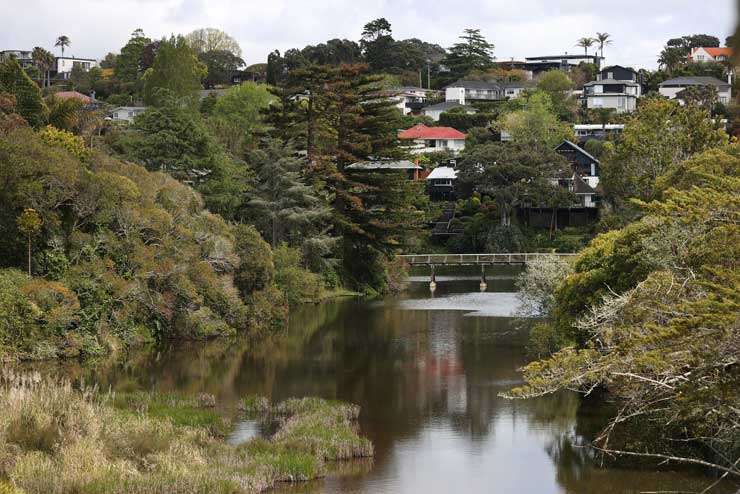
[199,49,245,87]
[575,37,595,56]
[676,84,718,111]
[142,36,207,105]
[658,34,721,73]
[243,138,328,246]
[208,81,274,153]
[185,28,242,58]
[16,208,42,275]
[457,142,570,227]
[360,18,396,72]
[536,71,575,120]
[114,29,152,83]
[31,47,54,88]
[442,28,494,78]
[0,58,47,128]
[99,52,117,69]
[55,35,70,56]
[594,32,612,60]
[498,91,575,150]
[601,97,728,209]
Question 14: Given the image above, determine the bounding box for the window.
[607,72,613,79]
[696,55,705,61]
[591,97,603,108]
[128,111,134,117]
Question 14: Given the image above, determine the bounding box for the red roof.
[691,47,733,59]
[53,91,93,103]
[398,124,466,140]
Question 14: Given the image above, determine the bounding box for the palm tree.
[55,35,71,57]
[31,47,54,87]
[595,32,612,61]
[576,37,595,56]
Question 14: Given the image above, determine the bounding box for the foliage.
[273,244,324,305]
[601,97,728,210]
[516,255,574,319]
[44,95,83,133]
[438,110,494,131]
[508,144,740,478]
[142,35,206,105]
[207,82,273,153]
[114,28,152,83]
[497,91,575,149]
[199,49,245,87]
[441,28,494,79]
[0,58,47,128]
[535,71,576,120]
[658,34,721,72]
[185,28,242,57]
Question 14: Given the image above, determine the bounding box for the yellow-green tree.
[16,208,42,275]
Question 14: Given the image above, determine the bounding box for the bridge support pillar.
[479,265,487,292]
[429,265,436,292]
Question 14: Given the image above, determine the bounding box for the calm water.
[35,270,737,493]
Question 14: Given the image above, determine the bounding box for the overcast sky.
[1,0,736,70]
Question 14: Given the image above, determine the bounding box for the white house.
[658,76,732,104]
[55,56,98,79]
[445,80,503,104]
[388,86,437,115]
[421,101,478,121]
[0,50,34,68]
[501,80,536,99]
[109,106,147,123]
[398,124,466,154]
[688,47,733,63]
[583,65,641,113]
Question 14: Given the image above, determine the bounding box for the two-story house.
[582,65,641,113]
[688,47,733,63]
[398,124,466,154]
[54,56,98,79]
[0,50,34,69]
[389,86,438,115]
[554,140,600,208]
[444,80,503,104]
[658,76,732,104]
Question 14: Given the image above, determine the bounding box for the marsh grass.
[0,372,372,494]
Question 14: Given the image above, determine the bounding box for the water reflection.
[24,274,737,494]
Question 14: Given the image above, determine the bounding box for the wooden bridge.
[399,253,577,267]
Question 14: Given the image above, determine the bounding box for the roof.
[555,140,600,165]
[345,160,421,171]
[444,79,502,90]
[584,78,640,86]
[399,124,466,140]
[55,56,96,61]
[52,91,93,103]
[600,65,638,74]
[500,80,536,89]
[691,47,733,58]
[526,54,601,61]
[659,76,730,88]
[111,106,147,112]
[422,101,478,113]
[426,166,458,180]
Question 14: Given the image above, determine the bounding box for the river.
[34,268,735,493]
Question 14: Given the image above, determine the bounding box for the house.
[688,47,733,63]
[109,106,148,123]
[388,86,437,115]
[426,166,458,201]
[0,50,33,69]
[573,124,625,142]
[658,76,732,104]
[554,139,600,186]
[583,65,641,113]
[54,57,98,79]
[198,88,228,99]
[444,80,503,104]
[421,101,478,122]
[501,80,536,99]
[345,159,422,180]
[525,54,603,74]
[398,124,466,154]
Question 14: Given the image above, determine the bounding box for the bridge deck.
[399,253,576,266]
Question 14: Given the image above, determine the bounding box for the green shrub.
[273,244,323,305]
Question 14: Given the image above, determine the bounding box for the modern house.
[501,80,536,99]
[573,124,625,142]
[444,80,503,104]
[54,57,98,79]
[388,86,437,115]
[109,106,148,123]
[345,159,423,180]
[0,50,33,69]
[688,47,733,63]
[555,139,600,186]
[524,54,603,73]
[398,124,466,154]
[658,76,732,104]
[426,166,458,201]
[583,65,641,113]
[421,101,478,121]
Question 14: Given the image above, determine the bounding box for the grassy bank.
[0,373,372,493]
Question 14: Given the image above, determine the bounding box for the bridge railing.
[398,253,577,265]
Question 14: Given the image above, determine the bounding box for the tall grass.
[0,373,371,493]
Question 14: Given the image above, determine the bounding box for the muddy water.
[35,270,736,493]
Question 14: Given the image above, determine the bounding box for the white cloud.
[0,0,735,69]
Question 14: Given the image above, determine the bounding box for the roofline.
[55,56,97,61]
[556,139,601,164]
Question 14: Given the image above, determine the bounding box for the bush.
[273,244,323,305]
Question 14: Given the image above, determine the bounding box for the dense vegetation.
[0,372,371,493]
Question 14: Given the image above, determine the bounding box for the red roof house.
[688,47,733,62]
[398,124,467,154]
[398,124,466,140]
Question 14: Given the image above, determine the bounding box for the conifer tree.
[0,58,47,128]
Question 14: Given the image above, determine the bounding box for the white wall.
[587,94,636,113]
[56,58,97,75]
[445,87,466,104]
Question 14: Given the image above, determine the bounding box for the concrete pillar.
[429,264,437,292]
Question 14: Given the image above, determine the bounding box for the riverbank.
[0,372,372,494]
